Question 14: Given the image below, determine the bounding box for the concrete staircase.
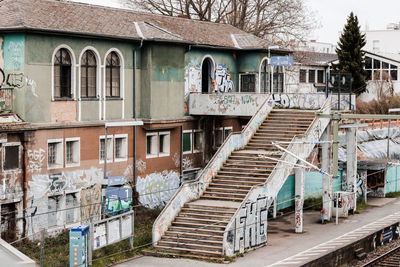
[154,109,317,259]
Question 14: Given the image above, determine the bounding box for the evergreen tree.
[334,12,367,94]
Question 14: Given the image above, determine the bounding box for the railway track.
[362,245,400,266]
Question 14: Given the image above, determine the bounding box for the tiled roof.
[294,51,337,66]
[0,0,266,49]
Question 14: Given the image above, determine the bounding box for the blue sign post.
[69,225,89,267]
[270,56,294,66]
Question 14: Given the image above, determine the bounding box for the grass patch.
[356,198,370,212]
[303,197,323,211]
[386,192,400,198]
[13,207,159,267]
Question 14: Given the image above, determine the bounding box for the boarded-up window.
[3,146,19,170]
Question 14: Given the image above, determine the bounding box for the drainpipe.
[180,125,183,178]
[20,132,28,237]
[133,39,143,200]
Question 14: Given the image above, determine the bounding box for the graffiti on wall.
[80,184,102,221]
[28,167,103,199]
[3,36,24,71]
[184,64,201,115]
[172,152,180,168]
[136,170,180,209]
[27,149,45,173]
[182,157,193,170]
[6,73,24,88]
[135,159,146,174]
[373,223,400,248]
[356,170,367,199]
[215,64,233,93]
[272,93,354,110]
[226,194,273,253]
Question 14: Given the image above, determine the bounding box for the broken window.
[114,135,128,161]
[215,128,223,148]
[65,138,80,166]
[317,70,324,83]
[146,133,158,158]
[54,48,72,98]
[159,132,170,156]
[3,145,19,171]
[240,74,255,92]
[106,52,120,97]
[193,130,202,152]
[81,50,97,98]
[99,136,113,162]
[48,140,63,169]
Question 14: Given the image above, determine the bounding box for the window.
[224,127,232,140]
[273,66,284,93]
[159,132,170,156]
[183,131,192,154]
[193,130,202,152]
[146,133,158,158]
[317,70,324,83]
[65,193,77,224]
[99,136,113,162]
[215,128,223,148]
[308,70,315,83]
[48,139,63,169]
[299,69,307,83]
[54,48,72,99]
[106,52,120,97]
[65,138,80,167]
[48,195,61,227]
[365,56,398,81]
[240,74,256,92]
[260,59,271,93]
[81,50,97,98]
[3,145,19,171]
[114,134,128,161]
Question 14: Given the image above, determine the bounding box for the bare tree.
[121,0,317,43]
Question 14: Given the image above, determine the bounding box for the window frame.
[158,131,171,157]
[80,49,98,99]
[259,58,271,93]
[183,130,193,155]
[105,51,121,98]
[114,134,128,162]
[52,46,75,100]
[47,139,63,170]
[65,137,80,168]
[239,73,256,93]
[146,132,158,159]
[193,130,203,153]
[299,69,307,83]
[99,135,113,164]
[2,142,21,172]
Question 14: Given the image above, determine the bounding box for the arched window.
[54,48,72,98]
[106,52,120,97]
[81,50,97,98]
[260,59,270,93]
[201,57,214,93]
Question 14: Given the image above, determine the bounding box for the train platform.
[117,197,400,267]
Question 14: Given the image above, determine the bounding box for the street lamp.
[103,120,143,180]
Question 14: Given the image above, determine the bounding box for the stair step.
[210,179,262,185]
[169,226,225,234]
[162,236,223,245]
[207,187,249,193]
[158,240,222,251]
[215,175,268,180]
[150,249,224,261]
[181,207,235,215]
[203,191,247,197]
[154,245,222,256]
[200,195,244,201]
[224,163,276,169]
[184,203,237,211]
[217,171,271,176]
[164,230,224,240]
[209,183,253,189]
[221,166,272,172]
[179,212,232,220]
[176,216,230,224]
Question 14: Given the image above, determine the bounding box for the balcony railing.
[0,88,13,113]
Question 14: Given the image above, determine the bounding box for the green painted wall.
[385,166,400,194]
[277,171,343,210]
[7,33,138,122]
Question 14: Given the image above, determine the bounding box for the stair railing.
[152,95,275,244]
[222,96,332,256]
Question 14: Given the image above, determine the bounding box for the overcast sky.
[71,0,400,44]
[306,0,400,44]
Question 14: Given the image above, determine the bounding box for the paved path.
[116,197,400,267]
